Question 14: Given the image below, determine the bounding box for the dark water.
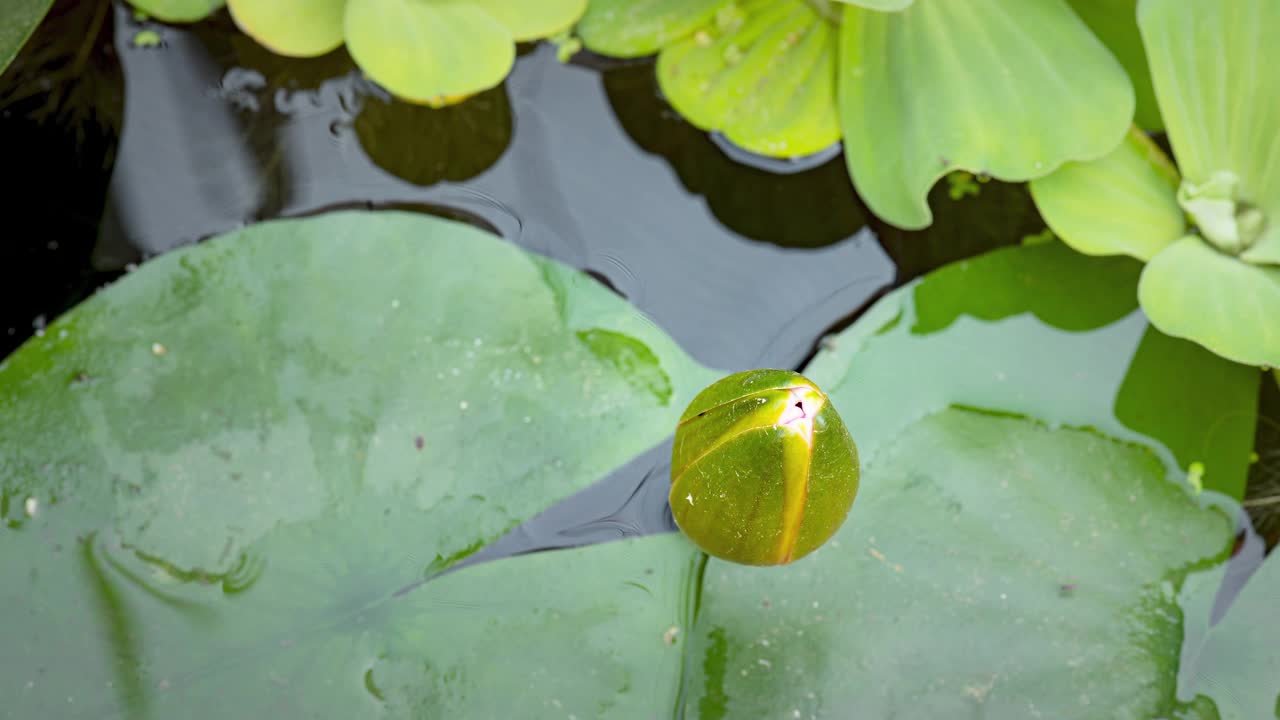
[3,2,1271,572]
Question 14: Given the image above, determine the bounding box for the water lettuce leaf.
[839,0,1134,230]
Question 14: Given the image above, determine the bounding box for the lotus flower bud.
[670,369,860,566]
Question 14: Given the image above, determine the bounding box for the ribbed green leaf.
[656,0,839,158]
[1138,0,1280,264]
[1067,0,1162,130]
[577,0,729,58]
[1139,235,1280,368]
[1030,126,1185,261]
[839,0,1134,229]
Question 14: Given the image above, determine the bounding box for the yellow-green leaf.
[839,0,1134,230]
[1030,126,1185,261]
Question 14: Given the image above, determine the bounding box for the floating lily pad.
[688,409,1231,719]
[1139,0,1280,265]
[684,242,1259,718]
[1030,126,1185,262]
[839,0,1134,230]
[806,241,1257,497]
[0,210,716,716]
[0,0,53,75]
[226,0,345,57]
[1176,549,1280,719]
[128,0,224,23]
[655,0,840,158]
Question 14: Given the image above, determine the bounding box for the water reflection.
[602,63,867,250]
[91,8,893,371]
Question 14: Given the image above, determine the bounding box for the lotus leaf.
[125,0,586,105]
[1030,0,1280,367]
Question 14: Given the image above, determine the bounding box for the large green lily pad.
[807,240,1258,497]
[839,0,1134,230]
[0,210,715,716]
[688,409,1230,718]
[684,242,1261,717]
[1176,549,1280,720]
[0,0,53,75]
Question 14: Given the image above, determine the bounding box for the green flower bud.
[670,369,860,566]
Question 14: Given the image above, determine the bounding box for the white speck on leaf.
[151,343,166,356]
[24,497,38,517]
[663,626,679,645]
[459,401,469,411]
[686,493,694,505]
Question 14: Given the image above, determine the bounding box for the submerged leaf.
[1138,0,1280,265]
[227,0,346,57]
[656,0,840,158]
[1030,126,1184,262]
[839,0,1134,229]
[1138,236,1280,368]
